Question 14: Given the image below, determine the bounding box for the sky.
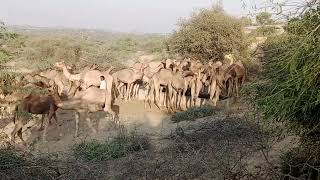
[0,0,247,33]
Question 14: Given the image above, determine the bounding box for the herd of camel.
[0,54,246,145]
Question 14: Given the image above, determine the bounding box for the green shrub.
[167,6,248,62]
[73,133,150,162]
[171,105,215,123]
[249,26,277,37]
[248,6,320,133]
[256,12,273,25]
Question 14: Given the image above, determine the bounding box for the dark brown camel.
[11,93,58,145]
[224,63,246,97]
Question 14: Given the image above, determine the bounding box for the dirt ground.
[0,98,174,154]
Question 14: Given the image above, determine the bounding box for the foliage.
[256,12,273,25]
[73,133,150,162]
[166,6,248,62]
[240,16,252,26]
[249,26,277,37]
[248,6,320,132]
[171,105,216,123]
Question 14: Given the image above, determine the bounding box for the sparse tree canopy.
[256,12,273,25]
[166,6,247,61]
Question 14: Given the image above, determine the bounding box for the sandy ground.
[0,98,176,155]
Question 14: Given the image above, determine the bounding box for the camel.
[169,70,188,110]
[164,59,174,71]
[208,66,225,106]
[11,92,58,145]
[55,61,114,94]
[32,68,73,96]
[52,82,116,137]
[224,63,246,97]
[112,68,144,101]
[146,68,173,109]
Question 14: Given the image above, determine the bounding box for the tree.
[240,16,252,26]
[167,6,247,62]
[256,12,273,25]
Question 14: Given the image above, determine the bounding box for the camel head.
[224,54,235,65]
[55,61,72,70]
[214,61,223,67]
[55,61,65,68]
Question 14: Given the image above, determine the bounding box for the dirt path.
[0,99,176,155]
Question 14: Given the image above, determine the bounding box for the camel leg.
[159,87,164,106]
[178,91,184,110]
[17,129,27,146]
[74,112,80,137]
[117,83,125,99]
[235,77,239,97]
[227,79,232,97]
[11,121,23,144]
[42,109,55,142]
[38,114,45,131]
[84,112,97,135]
[144,84,152,109]
[181,89,187,110]
[129,83,134,101]
[213,86,221,106]
[170,89,176,110]
[210,79,217,103]
[133,83,139,99]
[167,85,173,110]
[154,82,161,108]
[53,112,58,125]
[104,94,116,121]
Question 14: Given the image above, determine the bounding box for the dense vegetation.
[251,5,320,133]
[256,12,273,25]
[167,6,248,62]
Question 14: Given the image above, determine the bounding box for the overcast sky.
[0,0,248,33]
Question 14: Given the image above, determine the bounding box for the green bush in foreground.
[171,105,215,123]
[73,134,150,162]
[248,6,320,133]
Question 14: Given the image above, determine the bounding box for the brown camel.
[11,93,58,145]
[224,63,246,97]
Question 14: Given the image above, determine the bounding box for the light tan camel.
[55,61,114,94]
[34,68,73,96]
[52,83,116,137]
[169,70,188,110]
[112,68,144,101]
[11,92,58,145]
[146,68,173,109]
[164,59,174,70]
[208,66,225,106]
